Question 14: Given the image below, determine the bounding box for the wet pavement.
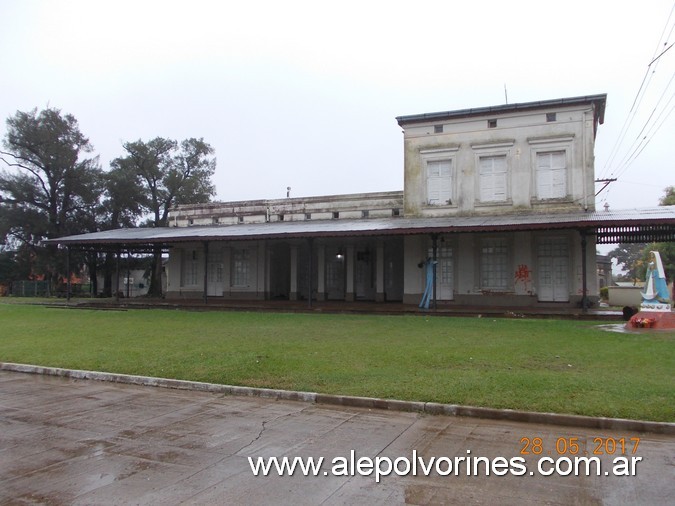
[1,371,673,505]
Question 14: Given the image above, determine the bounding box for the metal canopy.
[595,223,675,244]
[45,206,675,247]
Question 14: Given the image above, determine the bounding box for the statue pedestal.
[627,310,675,330]
[639,302,671,312]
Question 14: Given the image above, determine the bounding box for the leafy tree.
[104,160,145,230]
[659,186,675,206]
[607,243,646,282]
[0,108,102,286]
[112,137,216,296]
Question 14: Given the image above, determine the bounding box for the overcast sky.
[1,0,673,211]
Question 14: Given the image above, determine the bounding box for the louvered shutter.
[427,160,452,205]
[537,151,566,199]
[480,156,507,202]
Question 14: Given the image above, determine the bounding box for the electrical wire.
[615,101,675,177]
[611,76,675,179]
[598,1,675,182]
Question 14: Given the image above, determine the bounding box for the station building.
[49,94,675,309]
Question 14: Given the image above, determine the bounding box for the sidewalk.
[1,371,672,505]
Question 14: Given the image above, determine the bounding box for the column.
[345,245,355,301]
[290,245,298,301]
[317,244,325,301]
[376,241,385,302]
[203,241,209,304]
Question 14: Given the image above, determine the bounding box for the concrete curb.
[2,362,673,435]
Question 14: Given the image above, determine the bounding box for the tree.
[112,137,216,296]
[607,243,646,282]
[104,160,145,230]
[659,186,675,206]
[0,108,102,285]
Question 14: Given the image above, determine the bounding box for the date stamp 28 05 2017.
[520,436,640,457]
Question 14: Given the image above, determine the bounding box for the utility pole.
[594,178,617,197]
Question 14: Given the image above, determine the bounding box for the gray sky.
[1,0,673,211]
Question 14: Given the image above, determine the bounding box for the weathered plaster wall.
[403,104,598,217]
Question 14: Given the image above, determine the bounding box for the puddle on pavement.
[596,323,674,334]
[596,323,639,334]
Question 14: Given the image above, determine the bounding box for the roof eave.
[396,94,608,127]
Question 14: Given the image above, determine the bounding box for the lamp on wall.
[336,248,344,260]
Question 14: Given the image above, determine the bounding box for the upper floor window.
[536,151,567,199]
[426,159,453,205]
[420,147,458,207]
[528,135,573,202]
[479,155,508,202]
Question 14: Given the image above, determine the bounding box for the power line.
[599,1,675,180]
[615,101,675,178]
[612,76,675,180]
[648,41,674,66]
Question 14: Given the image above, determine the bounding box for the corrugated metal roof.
[45,206,675,246]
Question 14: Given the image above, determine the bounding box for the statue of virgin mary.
[641,251,670,304]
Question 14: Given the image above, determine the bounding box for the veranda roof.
[45,206,675,248]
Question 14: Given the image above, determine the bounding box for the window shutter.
[494,156,507,200]
[551,152,566,197]
[480,156,507,202]
[427,159,452,204]
[537,156,552,199]
[479,157,492,201]
[537,151,566,199]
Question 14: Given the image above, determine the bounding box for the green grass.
[1,302,673,422]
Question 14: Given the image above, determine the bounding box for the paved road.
[1,371,673,505]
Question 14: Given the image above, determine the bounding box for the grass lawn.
[1,302,673,422]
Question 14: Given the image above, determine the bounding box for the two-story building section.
[396,95,605,306]
[46,93,675,310]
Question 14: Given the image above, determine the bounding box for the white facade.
[401,104,599,216]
